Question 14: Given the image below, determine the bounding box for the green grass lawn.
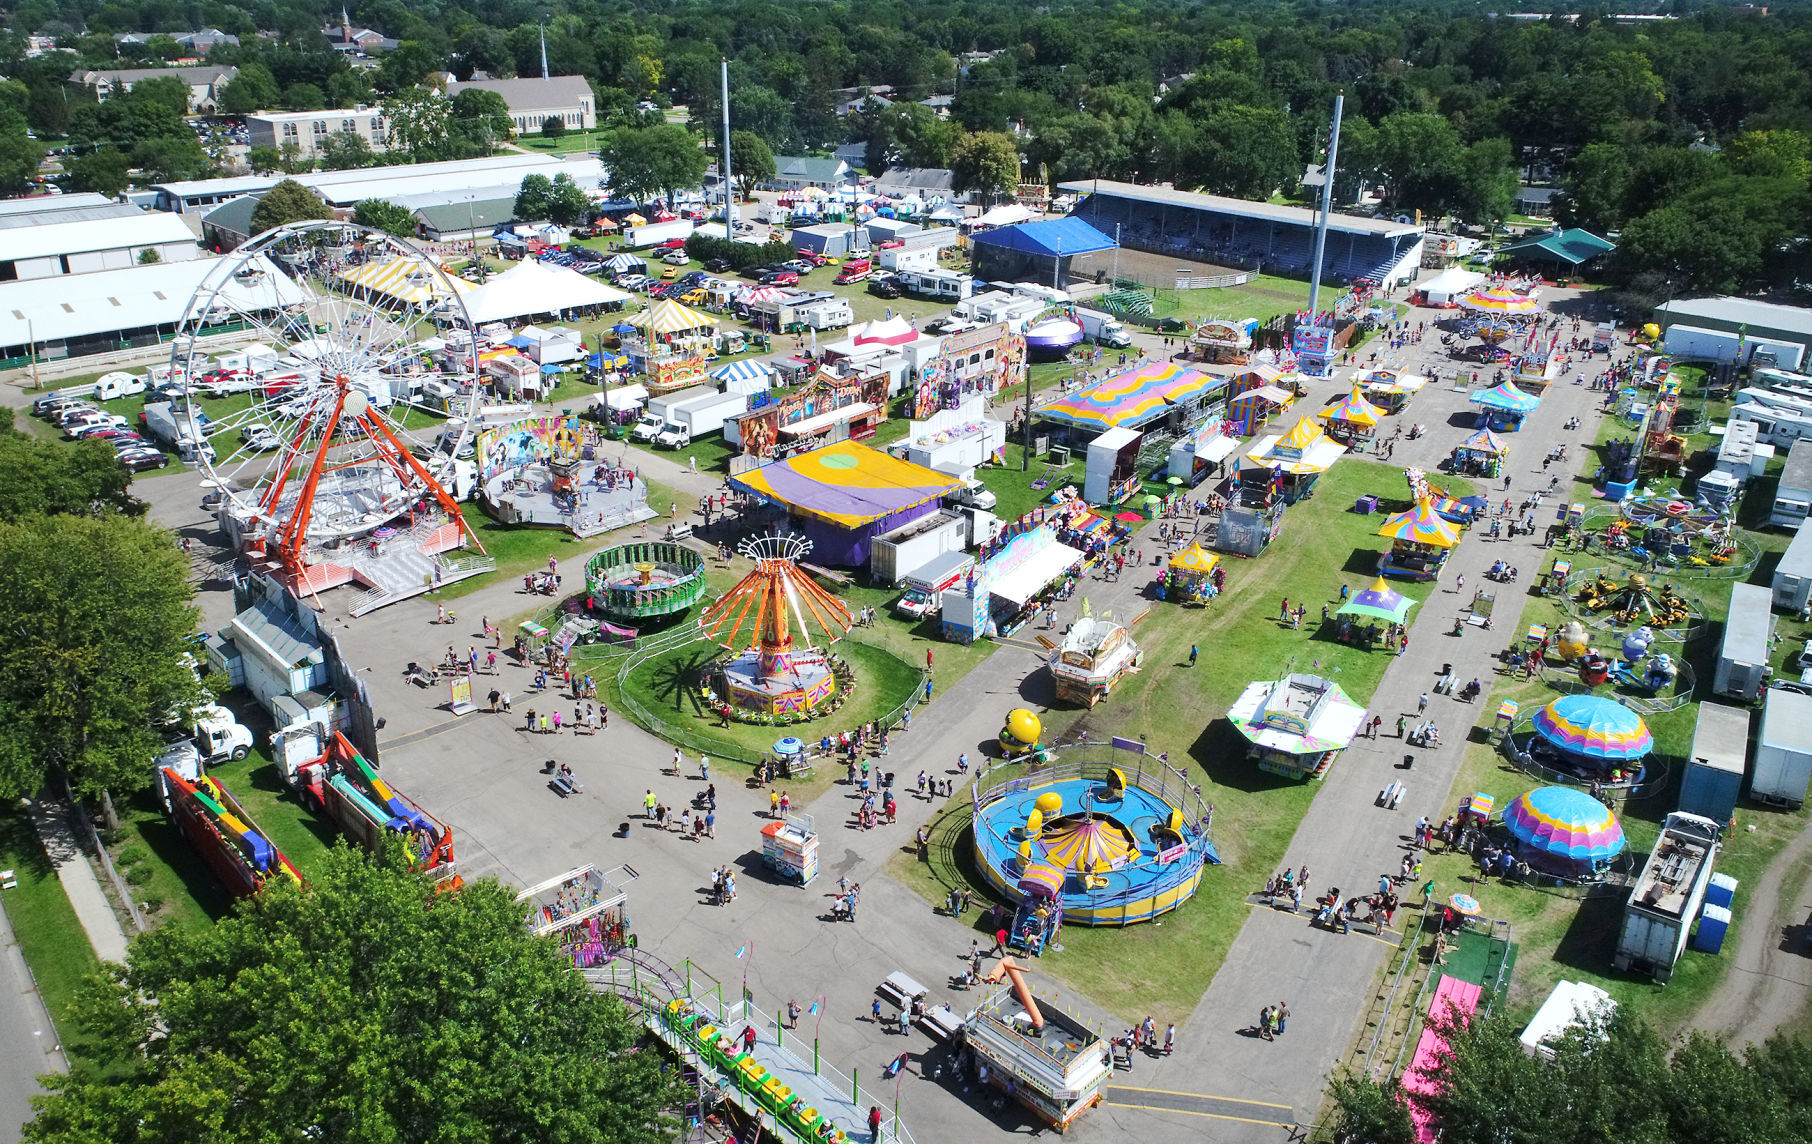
[516,131,601,155]
[888,459,1446,1021]
[0,807,102,1060]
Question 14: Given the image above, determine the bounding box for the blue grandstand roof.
[970,217,1117,257]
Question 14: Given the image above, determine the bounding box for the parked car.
[653,237,688,252]
[834,267,871,284]
[107,434,149,452]
[119,448,170,472]
[660,265,683,281]
[867,278,902,299]
[662,250,691,266]
[64,412,126,437]
[760,269,800,286]
[675,288,709,305]
[781,259,815,274]
[742,263,775,279]
[704,257,733,273]
[240,422,281,451]
[793,250,829,266]
[69,420,130,440]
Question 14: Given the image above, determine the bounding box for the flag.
[734,943,746,959]
[808,999,821,1016]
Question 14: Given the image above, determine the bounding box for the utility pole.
[1307,92,1344,319]
[721,59,735,235]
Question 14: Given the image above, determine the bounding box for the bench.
[665,523,694,542]
[919,1003,963,1043]
[878,971,928,1008]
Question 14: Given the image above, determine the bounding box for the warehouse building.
[150,153,606,215]
[0,197,197,280]
[0,255,310,366]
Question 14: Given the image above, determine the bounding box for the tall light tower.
[1307,93,1345,319]
[721,59,735,235]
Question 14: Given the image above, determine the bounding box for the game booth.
[1469,380,1541,432]
[1318,387,1386,447]
[759,813,820,886]
[1241,417,1347,504]
[727,441,961,567]
[1356,365,1429,414]
[1292,317,1340,377]
[1329,576,1418,648]
[1227,673,1368,780]
[477,415,654,536]
[1048,614,1142,708]
[1039,361,1230,453]
[725,368,892,460]
[896,395,1006,474]
[1156,542,1224,605]
[1376,498,1463,580]
[1165,417,1242,489]
[1450,427,1509,478]
[941,521,1087,643]
[1191,317,1258,364]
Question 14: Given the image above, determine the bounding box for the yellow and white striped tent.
[338,258,470,306]
[627,298,717,336]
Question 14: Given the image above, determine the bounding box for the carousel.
[698,532,855,721]
[1376,498,1463,581]
[1501,785,1628,880]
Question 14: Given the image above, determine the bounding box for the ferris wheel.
[171,221,487,583]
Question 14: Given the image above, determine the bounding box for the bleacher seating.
[1072,196,1398,286]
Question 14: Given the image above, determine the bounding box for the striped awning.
[338,257,469,305]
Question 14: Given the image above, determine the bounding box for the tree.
[0,513,200,805]
[317,129,374,171]
[0,120,42,197]
[353,197,418,238]
[1373,112,1465,213]
[23,846,680,1143]
[218,62,279,115]
[64,148,129,197]
[600,124,707,204]
[544,173,591,226]
[452,88,513,153]
[282,82,326,112]
[130,135,210,183]
[136,248,160,264]
[0,409,141,519]
[1452,138,1520,225]
[1726,129,1812,183]
[515,172,554,221]
[250,179,334,234]
[952,130,1020,201]
[730,129,775,199]
[383,88,454,159]
[377,40,444,94]
[246,144,284,175]
[542,115,566,140]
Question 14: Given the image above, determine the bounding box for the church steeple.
[540,26,549,79]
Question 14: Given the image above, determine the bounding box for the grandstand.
[1059,180,1424,289]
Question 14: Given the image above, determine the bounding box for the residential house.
[873,167,963,202]
[765,156,852,192]
[67,65,238,112]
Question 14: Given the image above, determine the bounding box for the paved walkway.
[24,798,129,964]
[0,894,67,1144]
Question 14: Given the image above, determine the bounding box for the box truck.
[624,219,695,249]
[894,551,975,619]
[1076,308,1132,348]
[1713,582,1774,701]
[1614,812,1723,983]
[1678,702,1750,824]
[1753,687,1812,807]
[667,389,748,438]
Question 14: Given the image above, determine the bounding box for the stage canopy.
[628,298,717,335]
[461,259,629,324]
[1455,427,1509,455]
[1245,417,1346,475]
[969,216,1117,258]
[727,440,962,529]
[1040,361,1227,432]
[338,257,470,306]
[1337,576,1417,624]
[1470,380,1541,412]
[1497,228,1616,267]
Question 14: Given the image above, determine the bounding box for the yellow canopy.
[1169,542,1219,575]
[1375,498,1462,549]
[1279,417,1327,451]
[628,298,718,335]
[622,212,647,226]
[1319,387,1384,428]
[338,257,470,306]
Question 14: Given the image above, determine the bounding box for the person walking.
[699,755,710,783]
[1163,1023,1175,1054]
[1396,715,1407,738]
[1189,644,1198,666]
[1260,1006,1275,1041]
[1276,1001,1290,1036]
[644,789,657,819]
[1417,693,1429,715]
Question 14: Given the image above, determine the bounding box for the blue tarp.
[968,217,1117,258]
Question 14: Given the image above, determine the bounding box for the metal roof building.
[151,154,606,214]
[0,255,310,364]
[1655,297,1812,350]
[0,208,198,281]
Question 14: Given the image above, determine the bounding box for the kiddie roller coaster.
[157,766,305,897]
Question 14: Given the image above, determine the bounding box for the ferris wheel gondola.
[172,220,489,593]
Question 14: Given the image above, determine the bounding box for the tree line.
[5,1,1812,289]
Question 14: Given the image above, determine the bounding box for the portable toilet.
[1694,904,1732,953]
[1705,872,1738,911]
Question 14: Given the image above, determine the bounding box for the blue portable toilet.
[1695,904,1732,953]
[1705,872,1738,911]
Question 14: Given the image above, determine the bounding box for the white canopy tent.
[974,203,1036,228]
[989,542,1085,606]
[1419,267,1488,306]
[459,260,630,325]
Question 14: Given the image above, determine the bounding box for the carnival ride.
[174,221,488,603]
[1572,571,1693,626]
[1048,614,1143,708]
[157,767,304,897]
[289,731,459,885]
[699,532,854,720]
[585,541,709,622]
[999,708,1048,760]
[970,746,1217,927]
